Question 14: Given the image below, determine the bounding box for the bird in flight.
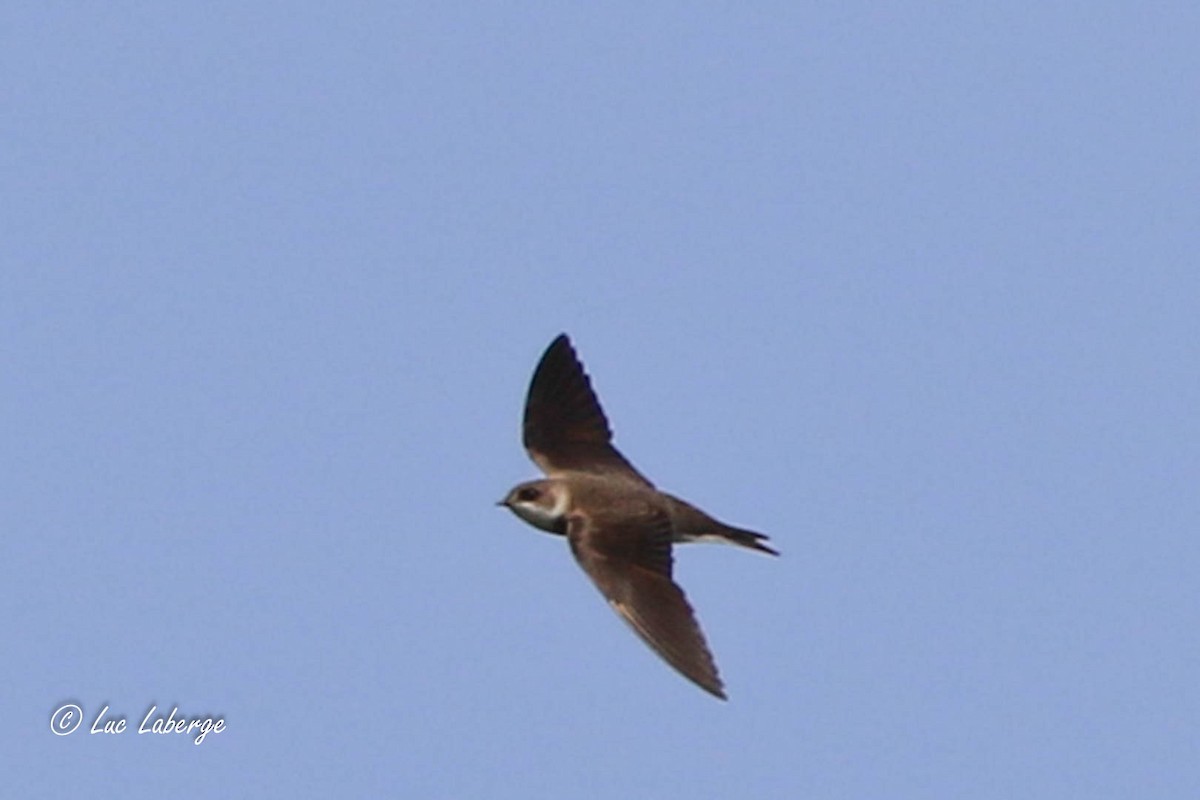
[499,334,777,699]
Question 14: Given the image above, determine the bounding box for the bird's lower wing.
[567,510,725,699]
[603,565,726,700]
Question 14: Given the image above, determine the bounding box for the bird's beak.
[495,499,508,507]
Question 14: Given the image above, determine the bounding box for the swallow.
[499,334,777,700]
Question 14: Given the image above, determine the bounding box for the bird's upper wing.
[522,334,652,486]
[566,505,725,699]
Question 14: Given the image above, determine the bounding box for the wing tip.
[546,332,573,355]
[607,591,728,702]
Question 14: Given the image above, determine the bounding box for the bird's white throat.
[512,487,569,533]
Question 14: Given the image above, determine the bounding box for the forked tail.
[663,493,780,556]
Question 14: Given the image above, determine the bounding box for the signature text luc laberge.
[91,705,225,745]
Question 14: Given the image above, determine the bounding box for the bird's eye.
[517,487,540,502]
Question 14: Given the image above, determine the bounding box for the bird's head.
[498,479,569,534]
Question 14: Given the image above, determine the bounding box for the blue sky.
[5,3,1198,797]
